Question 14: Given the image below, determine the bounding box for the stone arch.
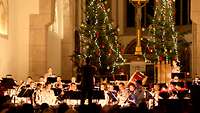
[29,0,55,80]
[124,38,148,54]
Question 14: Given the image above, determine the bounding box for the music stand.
[47,77,57,83]
[17,88,34,104]
[64,91,82,105]
[64,91,82,99]
[52,88,62,96]
[1,78,17,89]
[92,90,105,99]
[17,89,34,97]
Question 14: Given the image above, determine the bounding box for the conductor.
[80,57,96,105]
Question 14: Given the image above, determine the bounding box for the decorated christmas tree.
[74,0,124,75]
[145,0,178,63]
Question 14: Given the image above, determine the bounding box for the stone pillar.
[61,0,75,80]
[118,0,125,35]
[191,0,200,78]
[111,0,118,26]
[29,0,55,80]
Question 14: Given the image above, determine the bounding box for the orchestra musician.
[117,82,129,106]
[44,67,54,82]
[33,83,43,106]
[107,84,118,105]
[125,83,137,106]
[69,83,77,91]
[55,76,63,89]
[38,76,45,87]
[193,76,200,85]
[25,76,33,86]
[40,82,56,105]
[98,83,109,107]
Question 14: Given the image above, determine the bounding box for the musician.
[40,82,56,105]
[38,76,45,86]
[69,83,77,91]
[98,83,109,107]
[171,76,180,82]
[193,76,200,85]
[28,81,35,89]
[107,84,118,105]
[34,83,43,106]
[126,83,136,106]
[25,76,33,86]
[44,67,54,82]
[148,84,160,109]
[117,82,129,106]
[55,76,63,89]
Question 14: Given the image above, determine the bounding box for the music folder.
[17,89,34,97]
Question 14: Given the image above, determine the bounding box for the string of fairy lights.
[79,0,125,74]
[146,0,179,63]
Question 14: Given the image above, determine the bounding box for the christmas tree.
[145,0,178,63]
[75,0,124,75]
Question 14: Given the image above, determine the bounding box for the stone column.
[191,0,200,78]
[29,0,55,80]
[62,0,75,80]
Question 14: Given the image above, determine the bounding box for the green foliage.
[145,0,178,63]
[73,0,124,75]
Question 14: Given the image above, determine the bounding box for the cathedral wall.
[0,0,39,80]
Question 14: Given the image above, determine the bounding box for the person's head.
[194,77,199,82]
[100,83,107,91]
[119,82,125,91]
[27,76,33,83]
[37,83,43,90]
[129,83,135,92]
[173,76,179,82]
[57,76,62,82]
[30,82,35,88]
[45,82,51,89]
[108,84,114,91]
[47,67,53,74]
[69,83,77,91]
[71,77,76,83]
[39,76,44,82]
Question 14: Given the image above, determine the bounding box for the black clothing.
[80,64,96,105]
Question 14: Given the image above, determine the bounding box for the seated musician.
[171,76,180,82]
[40,82,56,105]
[38,76,45,86]
[98,83,109,107]
[55,76,63,89]
[126,83,136,106]
[193,76,200,85]
[148,84,160,109]
[44,67,55,82]
[25,76,33,86]
[107,83,118,105]
[28,81,35,89]
[69,83,77,91]
[117,82,129,106]
[34,83,43,106]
